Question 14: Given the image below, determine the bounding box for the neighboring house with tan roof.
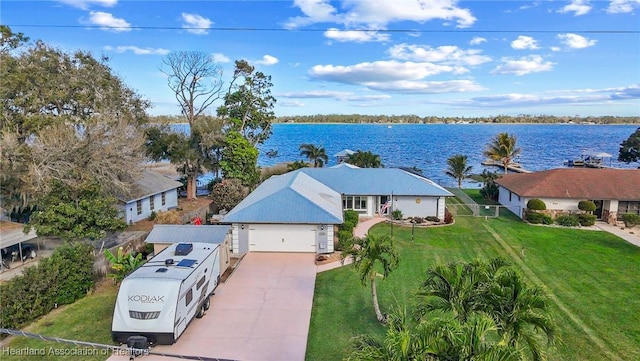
[495,168,640,224]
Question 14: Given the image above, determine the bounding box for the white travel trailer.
[112,242,221,345]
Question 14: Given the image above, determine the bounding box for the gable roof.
[298,166,453,197]
[145,224,230,244]
[122,169,183,202]
[495,168,640,200]
[223,172,343,224]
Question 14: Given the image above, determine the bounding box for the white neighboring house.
[223,164,452,255]
[120,170,183,224]
[495,168,640,224]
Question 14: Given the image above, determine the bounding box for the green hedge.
[578,214,597,226]
[0,242,94,330]
[525,211,553,225]
[556,214,580,227]
[622,213,640,227]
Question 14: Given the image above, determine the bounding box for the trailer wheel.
[196,304,206,319]
[203,296,211,311]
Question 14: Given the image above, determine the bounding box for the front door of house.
[592,200,603,219]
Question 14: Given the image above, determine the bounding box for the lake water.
[256,123,639,187]
[171,123,639,187]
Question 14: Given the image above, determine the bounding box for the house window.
[161,192,166,206]
[509,192,512,202]
[618,201,640,216]
[343,196,367,211]
[150,196,155,211]
[136,200,142,215]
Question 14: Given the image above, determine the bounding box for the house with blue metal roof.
[223,164,451,254]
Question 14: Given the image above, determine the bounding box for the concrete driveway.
[109,252,317,361]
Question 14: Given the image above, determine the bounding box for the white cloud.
[511,36,540,50]
[466,85,640,108]
[491,55,555,76]
[279,90,392,101]
[558,0,592,16]
[255,55,279,66]
[388,44,491,66]
[212,53,231,63]
[309,61,455,84]
[607,0,640,13]
[103,45,169,55]
[557,33,597,49]
[279,100,306,107]
[324,28,390,43]
[58,0,117,10]
[285,0,476,30]
[181,13,212,35]
[366,80,485,94]
[307,60,484,93]
[470,37,487,45]
[85,11,131,32]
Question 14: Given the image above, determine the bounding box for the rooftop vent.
[165,259,174,266]
[175,243,193,256]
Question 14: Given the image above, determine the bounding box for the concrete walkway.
[109,253,316,361]
[595,221,640,247]
[317,217,387,273]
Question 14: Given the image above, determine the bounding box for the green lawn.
[306,204,640,360]
[2,282,117,361]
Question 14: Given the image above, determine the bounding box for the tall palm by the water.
[346,150,383,168]
[299,143,328,167]
[445,154,473,188]
[484,132,521,173]
[341,234,399,323]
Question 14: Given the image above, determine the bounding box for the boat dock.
[481,159,532,173]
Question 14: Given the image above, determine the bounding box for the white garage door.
[248,224,317,252]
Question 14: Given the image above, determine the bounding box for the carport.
[0,221,38,270]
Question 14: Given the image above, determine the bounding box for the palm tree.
[346,150,383,168]
[341,234,399,323]
[346,306,520,361]
[416,258,555,361]
[445,154,473,188]
[485,267,555,361]
[483,132,521,173]
[299,143,328,167]
[287,160,309,171]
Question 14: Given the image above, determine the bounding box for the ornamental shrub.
[556,214,580,227]
[343,210,359,230]
[391,209,403,220]
[527,199,546,211]
[525,211,545,224]
[578,214,596,226]
[425,216,441,223]
[578,200,597,213]
[444,209,454,224]
[622,213,640,227]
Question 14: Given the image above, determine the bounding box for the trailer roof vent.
[165,258,174,266]
[175,243,193,256]
[156,267,168,273]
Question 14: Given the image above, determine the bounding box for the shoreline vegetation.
[149,114,640,125]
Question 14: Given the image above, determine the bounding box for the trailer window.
[197,276,206,290]
[185,289,193,306]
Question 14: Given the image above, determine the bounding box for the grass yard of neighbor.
[2,281,117,361]
[306,191,640,361]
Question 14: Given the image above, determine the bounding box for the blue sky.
[2,0,640,117]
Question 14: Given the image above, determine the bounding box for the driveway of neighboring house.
[109,252,317,361]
